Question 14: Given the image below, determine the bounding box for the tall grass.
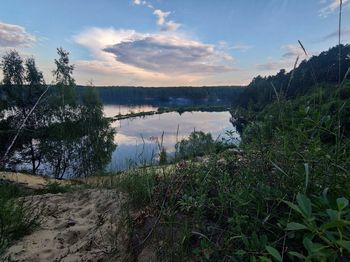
[0,183,41,256]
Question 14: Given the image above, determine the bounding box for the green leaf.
[336,197,349,211]
[286,222,308,231]
[288,251,306,259]
[303,238,313,253]
[296,193,312,218]
[283,200,303,216]
[326,209,338,219]
[242,235,249,247]
[265,246,282,262]
[337,240,350,252]
[235,250,247,256]
[258,256,272,262]
[303,238,328,254]
[321,219,345,230]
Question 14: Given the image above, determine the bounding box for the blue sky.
[0,0,349,86]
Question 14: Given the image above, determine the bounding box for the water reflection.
[104,104,158,117]
[106,107,238,171]
[1,87,116,178]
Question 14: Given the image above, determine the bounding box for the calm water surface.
[104,104,238,171]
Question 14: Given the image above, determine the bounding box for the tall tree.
[53,47,75,86]
[0,50,24,86]
[25,58,44,86]
[22,57,46,174]
[42,48,77,179]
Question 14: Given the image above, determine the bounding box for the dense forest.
[77,85,242,106]
[235,44,350,110]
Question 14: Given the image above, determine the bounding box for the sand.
[0,172,72,190]
[4,189,130,262]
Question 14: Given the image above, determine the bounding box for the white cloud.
[323,26,350,41]
[161,20,181,31]
[0,22,36,48]
[153,9,181,31]
[256,44,305,71]
[73,27,236,85]
[153,9,170,25]
[103,34,234,75]
[131,1,180,32]
[281,44,305,58]
[230,44,254,51]
[218,41,254,52]
[319,0,349,17]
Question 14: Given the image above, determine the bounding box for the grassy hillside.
[114,81,350,260]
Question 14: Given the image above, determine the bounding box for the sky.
[0,0,349,86]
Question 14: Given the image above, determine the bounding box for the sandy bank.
[4,189,129,261]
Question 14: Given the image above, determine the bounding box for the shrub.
[175,131,229,160]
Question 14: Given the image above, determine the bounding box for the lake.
[4,102,238,175]
[103,104,238,171]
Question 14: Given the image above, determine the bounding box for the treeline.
[235,44,350,110]
[0,49,115,178]
[76,85,242,106]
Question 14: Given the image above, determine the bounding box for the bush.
[175,131,228,160]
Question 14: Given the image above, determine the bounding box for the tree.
[53,48,75,86]
[0,50,24,86]
[175,131,216,160]
[1,48,115,178]
[72,87,116,177]
[0,51,25,166]
[22,57,46,174]
[0,52,47,174]
[41,48,77,179]
[25,58,44,86]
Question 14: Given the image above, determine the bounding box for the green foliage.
[116,82,350,261]
[235,44,350,110]
[285,193,350,260]
[111,170,157,208]
[0,182,27,199]
[39,182,71,194]
[0,49,116,178]
[0,50,24,86]
[159,148,168,165]
[0,183,40,255]
[79,85,242,106]
[175,131,227,160]
[53,47,75,86]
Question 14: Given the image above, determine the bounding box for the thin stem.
[338,0,343,85]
